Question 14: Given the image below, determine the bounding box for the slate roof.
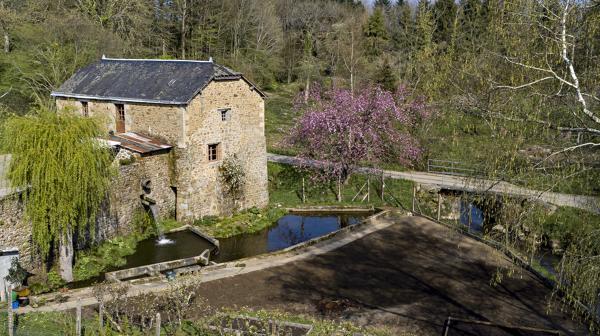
[109,132,172,155]
[51,57,264,105]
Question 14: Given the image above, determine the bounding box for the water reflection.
[459,200,485,232]
[215,212,372,263]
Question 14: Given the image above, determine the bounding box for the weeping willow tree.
[1,109,113,281]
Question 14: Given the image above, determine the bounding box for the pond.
[69,230,215,289]
[214,210,375,263]
[69,210,375,288]
[119,230,216,269]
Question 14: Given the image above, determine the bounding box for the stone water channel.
[68,209,376,288]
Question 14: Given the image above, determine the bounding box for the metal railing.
[426,159,484,178]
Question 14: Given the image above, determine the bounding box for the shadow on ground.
[194,212,586,335]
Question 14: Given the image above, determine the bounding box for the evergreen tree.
[458,0,489,50]
[432,0,458,45]
[364,7,389,56]
[376,58,397,91]
[389,0,414,51]
[374,0,391,9]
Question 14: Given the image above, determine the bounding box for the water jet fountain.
[140,179,173,245]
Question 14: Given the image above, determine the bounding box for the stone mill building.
[0,57,269,275]
[50,56,269,225]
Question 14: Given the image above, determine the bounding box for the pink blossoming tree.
[287,84,431,201]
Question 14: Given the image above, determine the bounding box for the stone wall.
[0,151,176,272]
[176,79,269,220]
[56,99,184,146]
[111,151,176,230]
[0,194,37,270]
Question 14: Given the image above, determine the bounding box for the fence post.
[155,313,161,336]
[442,317,452,336]
[437,193,442,221]
[380,172,385,200]
[76,299,82,336]
[99,301,104,335]
[337,176,342,202]
[301,177,306,203]
[412,185,416,212]
[468,200,473,232]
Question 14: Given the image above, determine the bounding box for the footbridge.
[267,153,600,213]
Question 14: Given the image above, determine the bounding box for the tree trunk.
[337,176,342,202]
[3,32,8,53]
[349,31,354,96]
[180,0,188,59]
[304,75,310,103]
[59,230,74,282]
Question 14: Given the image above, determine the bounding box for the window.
[81,101,89,117]
[208,143,220,162]
[115,104,125,133]
[219,108,231,121]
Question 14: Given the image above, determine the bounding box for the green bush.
[193,207,286,238]
[542,206,600,249]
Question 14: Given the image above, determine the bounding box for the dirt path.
[194,215,586,335]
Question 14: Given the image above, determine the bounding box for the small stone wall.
[105,249,211,282]
[0,194,37,270]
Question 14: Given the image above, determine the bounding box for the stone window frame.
[80,101,89,117]
[219,108,231,121]
[208,143,221,162]
[115,103,126,133]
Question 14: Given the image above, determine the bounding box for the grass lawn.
[0,311,100,336]
[193,162,415,238]
[264,85,300,154]
[268,162,414,209]
[0,308,397,336]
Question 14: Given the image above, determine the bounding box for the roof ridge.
[101,56,213,63]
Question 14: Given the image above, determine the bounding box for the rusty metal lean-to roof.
[50,57,265,105]
[109,132,172,155]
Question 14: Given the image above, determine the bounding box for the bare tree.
[497,0,600,155]
[175,0,190,59]
[334,15,366,95]
[495,0,600,323]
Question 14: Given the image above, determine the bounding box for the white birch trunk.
[3,32,8,53]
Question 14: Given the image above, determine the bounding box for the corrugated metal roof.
[109,132,172,155]
[51,57,264,105]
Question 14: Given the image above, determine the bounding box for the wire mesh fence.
[442,317,561,336]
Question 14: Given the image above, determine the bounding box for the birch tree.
[493,0,600,325]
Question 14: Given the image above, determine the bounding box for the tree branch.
[534,142,600,168]
[495,77,554,90]
[0,87,10,99]
[559,0,600,126]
